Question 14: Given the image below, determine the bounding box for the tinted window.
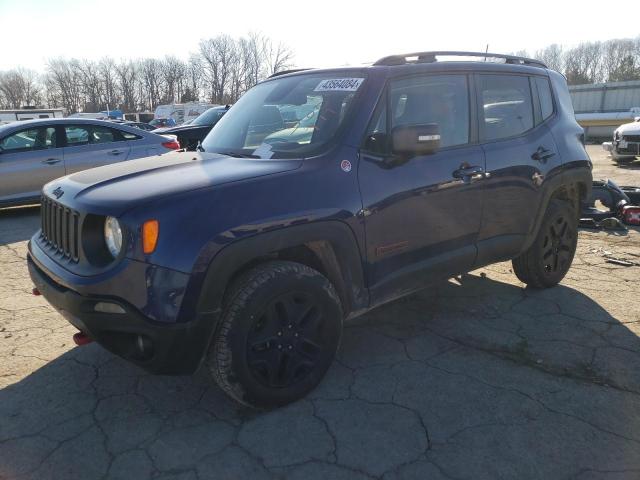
[535,76,554,121]
[479,75,534,141]
[90,126,118,144]
[65,125,126,145]
[119,129,142,140]
[0,127,57,152]
[192,108,227,126]
[390,75,469,148]
[65,126,90,145]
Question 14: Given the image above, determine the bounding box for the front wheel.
[512,199,578,289]
[207,261,343,409]
[611,151,636,164]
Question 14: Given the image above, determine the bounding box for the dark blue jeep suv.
[28,51,592,408]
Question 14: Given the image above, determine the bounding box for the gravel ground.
[1,145,639,480]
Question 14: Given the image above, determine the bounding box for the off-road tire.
[512,199,578,289]
[207,261,343,409]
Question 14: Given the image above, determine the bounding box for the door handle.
[531,146,556,162]
[108,149,124,156]
[41,158,61,165]
[453,165,485,182]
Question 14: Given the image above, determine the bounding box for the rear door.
[475,73,561,265]
[359,73,486,304]
[0,126,63,204]
[62,124,132,174]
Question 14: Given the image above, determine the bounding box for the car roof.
[0,117,157,137]
[266,54,550,84]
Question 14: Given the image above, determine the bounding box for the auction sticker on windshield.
[314,78,364,92]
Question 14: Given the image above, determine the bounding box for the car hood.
[43,151,303,215]
[617,121,640,135]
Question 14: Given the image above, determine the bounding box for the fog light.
[94,302,125,314]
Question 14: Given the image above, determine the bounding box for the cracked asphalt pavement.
[1,146,640,479]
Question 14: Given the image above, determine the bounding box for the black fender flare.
[194,220,369,321]
[521,163,592,253]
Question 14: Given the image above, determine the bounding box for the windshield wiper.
[217,150,260,159]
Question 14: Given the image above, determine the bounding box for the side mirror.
[391,123,441,157]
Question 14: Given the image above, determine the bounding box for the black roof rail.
[268,68,313,78]
[373,51,547,69]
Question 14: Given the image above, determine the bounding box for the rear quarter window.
[119,130,142,140]
[534,76,554,121]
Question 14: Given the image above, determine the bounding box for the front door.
[358,73,486,305]
[0,126,63,204]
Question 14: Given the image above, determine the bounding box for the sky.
[0,0,637,72]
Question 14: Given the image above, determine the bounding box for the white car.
[603,117,640,163]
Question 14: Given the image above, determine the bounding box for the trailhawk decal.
[314,78,364,92]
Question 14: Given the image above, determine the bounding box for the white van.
[0,109,65,125]
[153,102,218,126]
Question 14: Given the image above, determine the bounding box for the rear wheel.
[207,261,343,409]
[512,199,578,289]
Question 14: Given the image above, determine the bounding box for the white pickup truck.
[603,117,640,163]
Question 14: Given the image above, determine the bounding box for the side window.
[534,76,554,121]
[391,74,469,148]
[65,126,90,146]
[119,129,142,141]
[479,75,534,141]
[0,127,57,153]
[90,126,121,144]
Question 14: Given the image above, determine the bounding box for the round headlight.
[104,216,123,258]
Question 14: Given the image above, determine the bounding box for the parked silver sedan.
[0,118,179,207]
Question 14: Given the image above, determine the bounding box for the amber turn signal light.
[142,220,159,254]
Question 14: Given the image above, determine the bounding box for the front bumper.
[27,253,218,375]
[613,140,640,156]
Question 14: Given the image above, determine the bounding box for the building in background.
[570,80,640,140]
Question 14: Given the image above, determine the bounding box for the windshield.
[201,74,365,158]
[192,108,226,126]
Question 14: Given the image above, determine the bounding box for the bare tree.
[77,59,103,112]
[140,58,164,109]
[183,54,203,102]
[264,39,294,75]
[45,59,83,113]
[161,56,186,104]
[534,44,564,73]
[0,68,42,108]
[99,57,118,110]
[563,42,605,85]
[114,60,138,112]
[2,32,293,111]
[199,35,239,103]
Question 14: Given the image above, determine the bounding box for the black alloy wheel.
[541,214,574,276]
[247,291,326,389]
[208,261,343,409]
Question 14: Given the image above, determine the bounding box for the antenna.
[484,44,489,62]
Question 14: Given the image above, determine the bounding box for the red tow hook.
[73,331,93,346]
[32,287,41,296]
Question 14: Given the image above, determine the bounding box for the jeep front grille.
[40,196,80,262]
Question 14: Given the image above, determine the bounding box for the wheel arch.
[521,164,592,253]
[194,221,369,322]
